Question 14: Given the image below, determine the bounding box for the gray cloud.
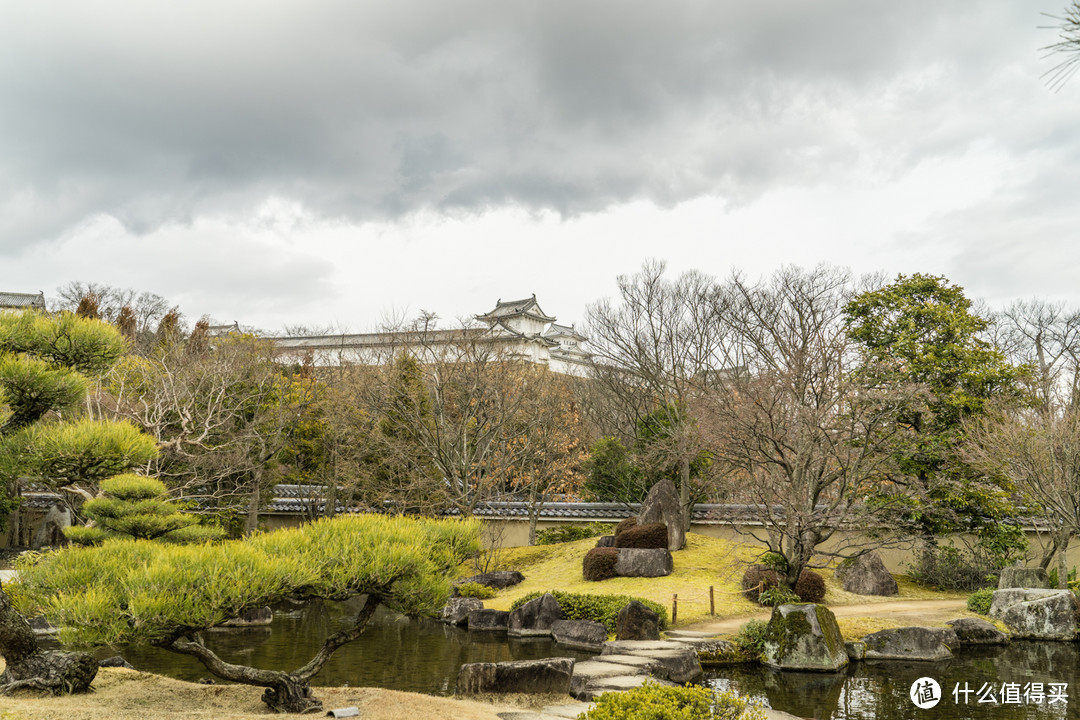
[2,0,1071,251]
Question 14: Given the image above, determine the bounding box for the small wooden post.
[710,585,715,616]
[672,593,678,625]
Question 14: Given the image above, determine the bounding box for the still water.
[46,599,1080,718]
[706,641,1078,720]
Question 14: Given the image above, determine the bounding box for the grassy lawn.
[465,532,968,629]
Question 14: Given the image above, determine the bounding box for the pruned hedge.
[583,547,619,581]
[795,569,826,603]
[614,517,639,537]
[740,564,780,604]
[614,522,667,549]
[510,590,668,632]
[535,522,612,545]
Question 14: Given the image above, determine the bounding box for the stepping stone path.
[497,702,596,720]
[567,638,703,701]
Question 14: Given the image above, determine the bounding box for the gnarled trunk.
[0,583,97,696]
[157,594,381,714]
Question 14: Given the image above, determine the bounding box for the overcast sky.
[2,1,1078,333]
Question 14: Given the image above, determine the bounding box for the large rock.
[990,588,1080,640]
[440,597,483,626]
[638,478,685,550]
[945,618,1010,645]
[508,593,564,637]
[595,535,616,548]
[219,606,273,627]
[998,567,1050,589]
[456,570,526,590]
[456,658,575,695]
[467,609,510,632]
[861,627,957,661]
[616,600,660,641]
[837,553,898,596]
[551,619,608,651]
[762,603,848,672]
[613,548,673,578]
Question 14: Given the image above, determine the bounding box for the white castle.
[272,295,590,375]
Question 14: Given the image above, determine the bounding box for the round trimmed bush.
[614,517,639,537]
[614,522,667,549]
[967,587,994,615]
[741,564,780,604]
[795,569,826,603]
[583,547,620,581]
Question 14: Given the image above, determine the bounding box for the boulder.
[456,658,575,695]
[456,570,525,590]
[440,597,483,626]
[99,656,135,670]
[844,641,866,661]
[551,619,608,651]
[837,553,898,596]
[638,478,685,551]
[990,588,1080,640]
[945,618,1010,645]
[861,627,957,661]
[761,603,848,672]
[998,566,1050,590]
[595,535,616,548]
[219,606,273,627]
[616,600,660,641]
[508,593,564,637]
[28,615,57,635]
[575,674,676,701]
[467,609,510,632]
[613,548,673,578]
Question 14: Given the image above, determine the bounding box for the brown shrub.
[740,564,780,604]
[614,517,639,537]
[795,569,826,603]
[583,547,620,581]
[614,522,668,549]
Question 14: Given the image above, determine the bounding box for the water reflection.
[707,641,1077,719]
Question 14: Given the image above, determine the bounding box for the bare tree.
[55,282,170,335]
[585,260,731,529]
[699,266,917,588]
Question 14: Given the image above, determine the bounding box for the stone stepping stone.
[542,703,596,719]
[588,654,661,672]
[602,639,689,654]
[569,660,645,698]
[576,674,676,701]
[497,713,564,720]
[664,630,721,638]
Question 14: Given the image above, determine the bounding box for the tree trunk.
[678,456,692,532]
[0,583,97,696]
[158,594,380,714]
[245,469,262,535]
[1057,529,1073,589]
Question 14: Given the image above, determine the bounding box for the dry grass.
[0,666,549,720]
[837,612,1009,640]
[475,533,969,627]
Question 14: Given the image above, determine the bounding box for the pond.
[44,597,594,696]
[42,599,1080,718]
[706,641,1078,719]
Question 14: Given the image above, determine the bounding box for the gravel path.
[682,598,969,635]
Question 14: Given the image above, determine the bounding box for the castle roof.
[0,291,46,310]
[476,294,556,324]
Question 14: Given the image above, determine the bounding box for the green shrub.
[795,569,826,603]
[758,587,799,607]
[907,545,1000,592]
[733,619,769,661]
[511,590,667,633]
[759,552,788,573]
[1048,566,1077,589]
[536,523,613,546]
[456,581,497,599]
[583,547,619,581]
[614,522,668,549]
[580,682,766,720]
[740,564,780,604]
[967,587,994,615]
[614,517,639,537]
